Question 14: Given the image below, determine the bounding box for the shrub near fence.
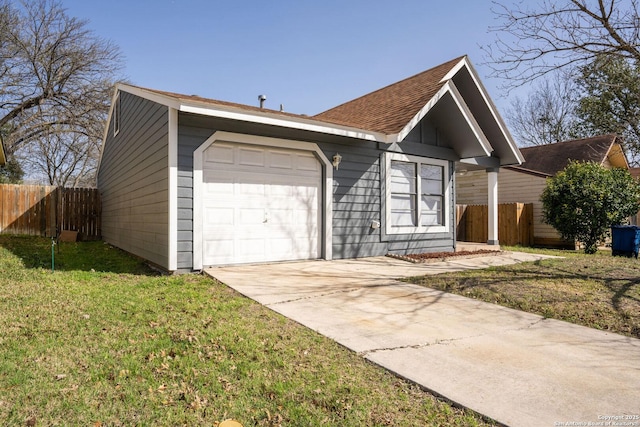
[0,184,101,241]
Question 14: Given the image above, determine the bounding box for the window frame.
[384,152,450,235]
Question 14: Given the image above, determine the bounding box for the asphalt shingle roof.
[312,56,466,134]
[128,85,312,120]
[514,135,618,176]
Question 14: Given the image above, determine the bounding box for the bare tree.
[505,72,584,146]
[575,54,640,163]
[16,128,100,186]
[484,0,640,90]
[0,0,122,185]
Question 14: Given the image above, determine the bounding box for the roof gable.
[313,56,463,134]
[512,135,627,176]
[314,56,522,165]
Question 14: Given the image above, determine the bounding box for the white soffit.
[396,81,492,157]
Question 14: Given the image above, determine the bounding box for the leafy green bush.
[541,161,640,254]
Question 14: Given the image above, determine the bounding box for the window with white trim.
[386,153,450,234]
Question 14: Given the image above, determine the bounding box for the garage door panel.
[206,144,234,164]
[268,208,292,224]
[269,151,293,169]
[203,176,233,196]
[237,237,266,257]
[238,147,265,167]
[267,238,294,257]
[296,154,321,172]
[239,208,265,224]
[204,240,234,263]
[204,207,234,225]
[239,182,266,196]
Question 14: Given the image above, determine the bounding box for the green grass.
[0,235,493,426]
[405,246,640,338]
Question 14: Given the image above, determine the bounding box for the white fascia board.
[96,87,121,179]
[395,84,447,143]
[116,83,182,110]
[449,58,524,165]
[179,103,385,142]
[440,56,468,83]
[395,82,492,158]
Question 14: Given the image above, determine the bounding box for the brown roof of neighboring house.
[312,56,466,134]
[508,134,625,176]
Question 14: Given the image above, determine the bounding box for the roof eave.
[118,83,388,143]
[179,102,387,142]
[396,57,523,166]
[505,165,552,178]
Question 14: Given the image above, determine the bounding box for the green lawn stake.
[51,238,56,272]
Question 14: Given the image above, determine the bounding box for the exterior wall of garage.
[176,112,456,270]
[97,92,171,269]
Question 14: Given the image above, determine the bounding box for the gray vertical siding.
[175,113,455,269]
[97,92,170,269]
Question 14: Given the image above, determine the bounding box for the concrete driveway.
[206,253,640,427]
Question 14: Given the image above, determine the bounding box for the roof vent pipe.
[258,94,266,109]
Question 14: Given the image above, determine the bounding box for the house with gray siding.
[97,55,523,272]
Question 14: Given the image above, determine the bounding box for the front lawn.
[405,247,640,338]
[0,235,492,426]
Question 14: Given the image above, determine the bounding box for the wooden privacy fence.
[456,203,534,246]
[0,184,101,241]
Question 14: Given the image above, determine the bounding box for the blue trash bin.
[611,225,640,258]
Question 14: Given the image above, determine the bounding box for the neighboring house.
[97,55,523,272]
[456,134,629,247]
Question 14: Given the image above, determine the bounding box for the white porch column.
[487,168,499,245]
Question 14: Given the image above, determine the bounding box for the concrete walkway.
[206,252,640,427]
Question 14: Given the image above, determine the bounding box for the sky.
[61,0,517,116]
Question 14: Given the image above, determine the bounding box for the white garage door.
[202,142,322,266]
